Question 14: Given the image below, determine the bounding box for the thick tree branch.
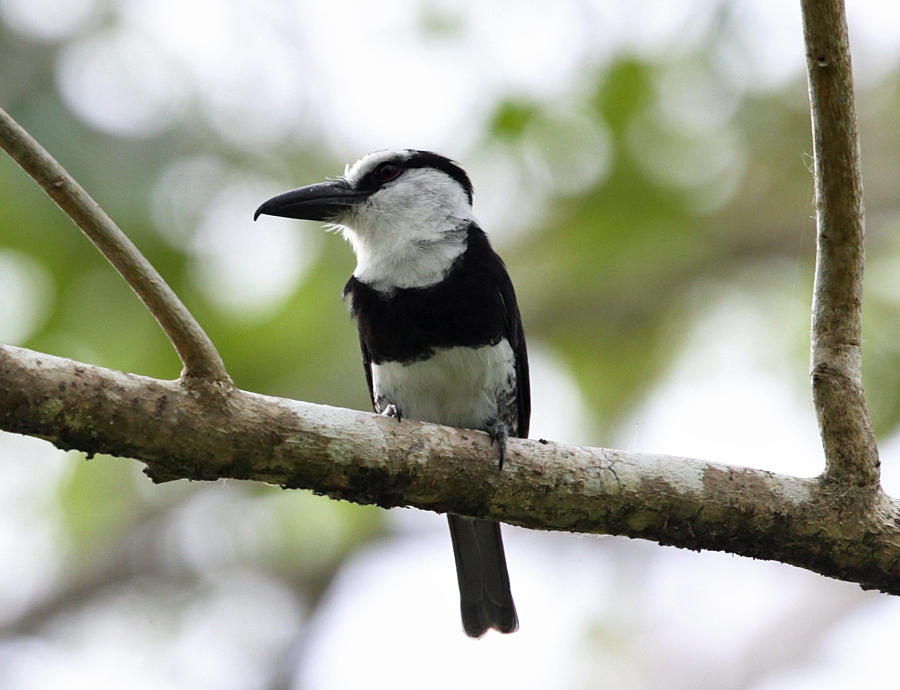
[2,343,899,594]
[0,0,892,614]
[801,0,879,486]
[0,106,229,384]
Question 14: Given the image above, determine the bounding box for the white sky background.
[2,0,900,688]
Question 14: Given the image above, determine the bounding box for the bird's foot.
[381,403,402,422]
[486,419,508,470]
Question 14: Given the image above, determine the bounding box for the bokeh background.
[2,1,900,688]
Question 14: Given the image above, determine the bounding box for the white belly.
[371,340,516,430]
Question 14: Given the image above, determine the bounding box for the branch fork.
[0,0,894,595]
[0,107,229,385]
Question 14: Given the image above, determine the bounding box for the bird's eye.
[375,164,401,183]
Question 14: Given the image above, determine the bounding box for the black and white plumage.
[255,149,529,637]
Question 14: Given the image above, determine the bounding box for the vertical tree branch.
[0,106,230,384]
[801,0,879,487]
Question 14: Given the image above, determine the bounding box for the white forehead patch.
[343,149,415,186]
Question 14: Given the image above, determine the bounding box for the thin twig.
[801,0,879,486]
[0,106,230,383]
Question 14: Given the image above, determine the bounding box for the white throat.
[335,167,474,291]
[349,227,468,291]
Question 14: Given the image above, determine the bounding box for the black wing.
[468,226,530,439]
[344,277,377,412]
[498,271,530,439]
[360,338,376,411]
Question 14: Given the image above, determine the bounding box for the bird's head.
[255,149,475,289]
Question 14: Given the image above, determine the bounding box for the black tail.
[447,514,518,637]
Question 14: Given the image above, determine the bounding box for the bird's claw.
[487,420,508,471]
[381,403,402,422]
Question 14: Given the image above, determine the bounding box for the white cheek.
[356,170,472,241]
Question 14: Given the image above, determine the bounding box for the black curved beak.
[253,179,367,222]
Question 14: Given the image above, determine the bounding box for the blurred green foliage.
[1,6,900,681]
